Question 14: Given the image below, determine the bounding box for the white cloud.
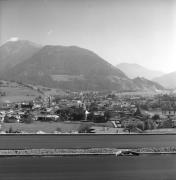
[47,30,53,36]
[8,37,19,42]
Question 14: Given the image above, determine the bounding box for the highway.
[0,134,176,149]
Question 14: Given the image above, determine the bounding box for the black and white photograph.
[0,0,176,179]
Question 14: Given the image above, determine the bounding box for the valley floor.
[0,121,114,134]
[1,121,176,134]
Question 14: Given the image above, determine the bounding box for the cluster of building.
[0,91,140,125]
[1,91,176,133]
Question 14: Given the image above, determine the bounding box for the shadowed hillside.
[1,42,164,91]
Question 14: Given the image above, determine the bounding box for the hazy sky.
[0,0,176,73]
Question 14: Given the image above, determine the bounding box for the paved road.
[0,155,175,180]
[0,134,176,149]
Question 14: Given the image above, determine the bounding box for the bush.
[21,118,34,124]
[6,127,21,133]
[123,119,145,133]
[152,114,160,121]
[136,121,145,131]
[4,116,18,123]
[144,119,157,130]
[158,119,173,128]
[56,127,62,132]
[20,114,34,124]
[78,124,93,133]
[8,127,13,133]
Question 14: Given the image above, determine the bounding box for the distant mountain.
[2,45,132,91]
[0,40,41,73]
[117,63,164,80]
[133,77,164,91]
[153,71,176,89]
[1,42,164,91]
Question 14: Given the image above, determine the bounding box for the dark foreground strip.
[0,134,176,149]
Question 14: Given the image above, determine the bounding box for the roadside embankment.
[0,148,117,156]
[1,147,176,156]
[136,147,176,154]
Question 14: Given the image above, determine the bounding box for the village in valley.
[1,1,176,179]
[0,80,176,134]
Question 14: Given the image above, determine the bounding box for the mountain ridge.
[153,71,176,89]
[0,40,164,91]
[0,40,42,73]
[117,63,164,80]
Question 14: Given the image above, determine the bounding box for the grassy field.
[144,128,176,134]
[0,95,38,104]
[0,121,114,133]
[0,81,42,103]
[1,122,81,133]
[0,80,68,103]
